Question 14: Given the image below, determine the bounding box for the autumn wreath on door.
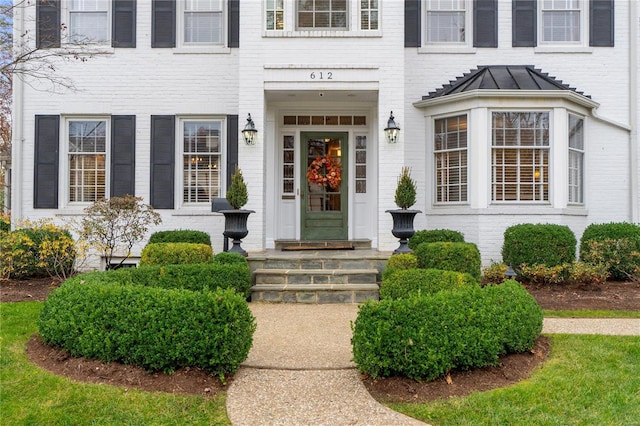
[307,154,342,189]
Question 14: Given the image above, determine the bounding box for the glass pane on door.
[306,137,343,212]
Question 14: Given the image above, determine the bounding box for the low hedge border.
[380,268,479,300]
[408,229,465,250]
[148,230,212,246]
[140,243,213,266]
[38,283,256,376]
[351,281,543,381]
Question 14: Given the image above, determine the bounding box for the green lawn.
[0,302,231,425]
[544,309,640,318]
[391,334,640,425]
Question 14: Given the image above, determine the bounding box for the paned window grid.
[434,115,468,203]
[183,121,222,204]
[69,0,109,43]
[491,112,550,202]
[68,120,107,203]
[297,0,348,30]
[355,135,367,193]
[184,0,223,44]
[282,135,295,194]
[266,0,285,30]
[283,115,366,126]
[360,0,379,30]
[541,0,581,42]
[426,0,466,43]
[568,114,584,204]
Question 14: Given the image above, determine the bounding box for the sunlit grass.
[391,334,640,425]
[0,302,231,425]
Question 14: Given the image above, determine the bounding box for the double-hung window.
[568,114,584,204]
[541,0,582,43]
[182,120,223,205]
[184,0,224,44]
[425,0,467,44]
[491,112,550,203]
[69,0,109,43]
[434,115,468,203]
[360,0,379,30]
[297,0,348,30]
[68,119,108,203]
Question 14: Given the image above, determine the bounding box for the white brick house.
[11,0,639,266]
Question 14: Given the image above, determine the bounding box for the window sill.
[534,46,594,54]
[173,46,231,55]
[425,205,588,216]
[418,46,476,54]
[263,30,382,38]
[172,208,222,216]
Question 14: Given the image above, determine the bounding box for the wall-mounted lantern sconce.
[241,114,258,145]
[384,111,400,144]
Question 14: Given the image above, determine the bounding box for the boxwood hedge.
[380,268,479,300]
[38,283,256,377]
[351,281,542,380]
[408,229,465,250]
[502,223,577,269]
[64,262,251,298]
[148,230,212,246]
[139,242,213,266]
[414,242,482,282]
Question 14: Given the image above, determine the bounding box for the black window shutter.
[150,115,175,209]
[111,116,136,197]
[474,0,498,47]
[512,0,537,47]
[405,0,421,47]
[112,0,137,48]
[152,0,176,48]
[226,115,239,191]
[34,115,60,209]
[36,0,61,48]
[590,0,614,47]
[228,0,240,48]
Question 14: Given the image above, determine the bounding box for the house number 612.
[310,72,333,80]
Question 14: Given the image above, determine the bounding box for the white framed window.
[425,0,468,44]
[69,0,109,43]
[181,119,223,205]
[360,0,379,30]
[540,0,584,44]
[67,118,109,203]
[297,0,348,30]
[267,0,285,30]
[568,113,584,204]
[182,0,224,45]
[434,114,468,203]
[491,112,550,203]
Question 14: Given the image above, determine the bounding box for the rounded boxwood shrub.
[414,242,481,282]
[381,253,418,280]
[408,229,465,250]
[65,262,252,298]
[502,223,577,269]
[148,230,212,246]
[579,222,640,280]
[38,283,256,377]
[139,242,213,266]
[351,281,542,380]
[380,268,478,300]
[213,251,249,266]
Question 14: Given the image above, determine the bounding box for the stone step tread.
[254,268,378,275]
[252,284,379,292]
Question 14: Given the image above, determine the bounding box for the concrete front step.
[254,268,378,285]
[251,283,380,304]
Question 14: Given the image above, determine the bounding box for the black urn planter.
[220,209,254,257]
[386,209,421,254]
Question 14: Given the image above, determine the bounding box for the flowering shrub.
[519,262,610,286]
[306,155,342,189]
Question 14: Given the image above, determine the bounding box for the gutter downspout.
[630,1,639,223]
[10,2,24,226]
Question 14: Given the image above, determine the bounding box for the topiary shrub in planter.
[502,223,577,270]
[387,167,421,254]
[579,222,640,281]
[380,268,479,300]
[408,229,465,250]
[139,242,213,266]
[414,242,482,282]
[148,230,211,246]
[39,283,256,377]
[351,280,542,380]
[65,262,252,298]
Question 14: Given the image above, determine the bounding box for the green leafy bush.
[481,262,509,286]
[580,222,640,281]
[0,215,9,235]
[139,243,213,266]
[382,253,418,280]
[414,242,482,282]
[519,262,610,286]
[213,251,250,266]
[148,230,211,246]
[39,282,256,377]
[502,224,577,270]
[408,229,465,250]
[351,281,542,380]
[380,268,479,300]
[65,262,252,298]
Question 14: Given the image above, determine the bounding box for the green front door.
[301,132,348,240]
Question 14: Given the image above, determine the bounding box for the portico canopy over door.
[301,132,348,240]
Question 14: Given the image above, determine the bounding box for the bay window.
[568,114,584,204]
[434,114,468,203]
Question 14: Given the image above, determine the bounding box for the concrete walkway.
[226,304,640,426]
